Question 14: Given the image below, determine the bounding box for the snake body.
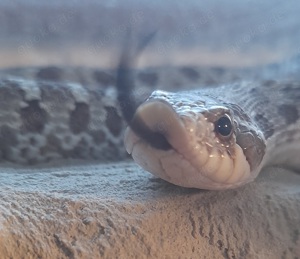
[0,57,299,190]
[0,65,233,165]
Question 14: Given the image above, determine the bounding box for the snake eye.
[215,115,233,137]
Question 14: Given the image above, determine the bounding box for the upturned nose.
[127,99,190,152]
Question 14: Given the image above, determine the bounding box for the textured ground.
[0,161,299,258]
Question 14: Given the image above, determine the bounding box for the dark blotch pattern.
[93,70,115,86]
[20,100,48,133]
[180,67,200,82]
[0,126,18,160]
[69,103,90,134]
[137,71,158,86]
[105,106,122,137]
[262,80,276,87]
[249,88,258,94]
[281,83,300,102]
[0,80,23,103]
[36,67,63,81]
[211,67,225,76]
[40,134,61,155]
[40,82,73,104]
[254,113,274,139]
[278,104,299,125]
[90,130,106,144]
[70,138,89,159]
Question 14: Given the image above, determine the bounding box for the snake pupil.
[215,116,233,137]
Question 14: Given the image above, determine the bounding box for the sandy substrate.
[0,161,299,259]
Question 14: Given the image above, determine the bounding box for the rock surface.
[0,162,299,258]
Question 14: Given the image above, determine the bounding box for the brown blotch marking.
[40,134,67,159]
[254,113,274,139]
[70,138,89,159]
[90,130,106,145]
[105,106,123,137]
[20,100,48,133]
[0,126,18,160]
[281,83,300,102]
[105,140,122,160]
[93,70,115,86]
[278,104,299,125]
[42,134,90,159]
[262,80,276,87]
[0,79,24,102]
[36,66,63,81]
[29,137,38,146]
[21,147,29,158]
[249,87,258,94]
[211,67,225,76]
[69,103,90,134]
[64,135,73,144]
[137,71,158,86]
[180,67,200,82]
[40,82,73,104]
[281,83,294,92]
[204,77,217,85]
[41,134,61,154]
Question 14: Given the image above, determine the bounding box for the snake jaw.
[125,125,255,190]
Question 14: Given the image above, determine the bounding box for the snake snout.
[125,99,190,152]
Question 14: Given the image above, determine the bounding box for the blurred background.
[0,0,299,69]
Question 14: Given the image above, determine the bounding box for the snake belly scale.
[0,64,300,190]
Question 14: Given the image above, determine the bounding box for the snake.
[1,4,300,191]
[115,41,300,190]
[0,49,299,191]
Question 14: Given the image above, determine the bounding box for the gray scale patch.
[281,83,300,102]
[180,67,200,82]
[89,129,106,145]
[93,70,115,86]
[254,113,274,139]
[36,66,63,81]
[41,134,61,155]
[0,126,19,160]
[0,79,23,101]
[20,100,48,133]
[211,67,225,76]
[69,103,90,134]
[104,106,123,137]
[40,82,74,113]
[278,104,299,125]
[137,71,159,86]
[261,79,277,87]
[69,137,90,159]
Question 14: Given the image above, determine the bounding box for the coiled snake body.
[0,60,299,190]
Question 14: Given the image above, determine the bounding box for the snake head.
[116,32,266,190]
[124,90,266,190]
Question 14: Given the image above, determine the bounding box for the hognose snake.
[1,5,300,190]
[0,48,299,190]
